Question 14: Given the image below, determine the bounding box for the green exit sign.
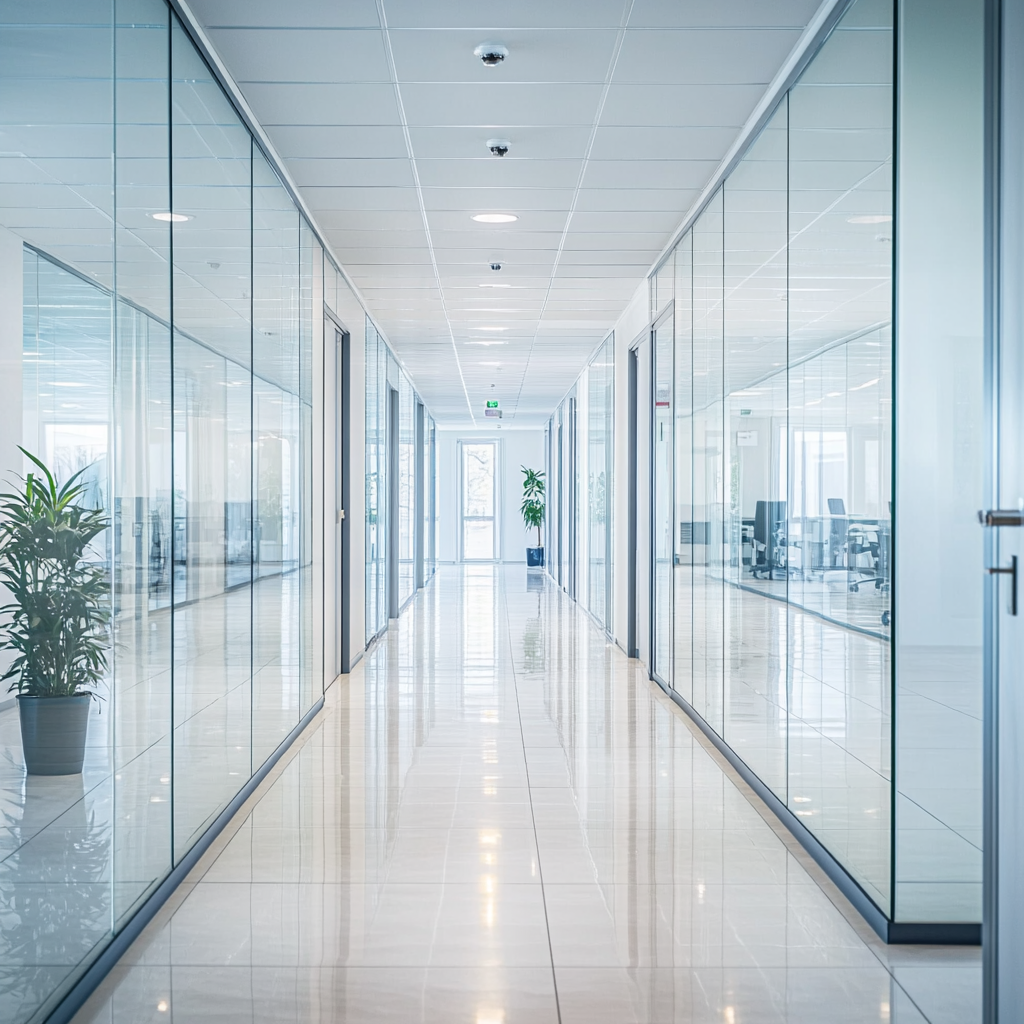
[486,400,499,408]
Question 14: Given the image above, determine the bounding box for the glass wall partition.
[0,5,330,1021]
[646,0,943,929]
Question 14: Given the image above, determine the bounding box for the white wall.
[438,428,545,563]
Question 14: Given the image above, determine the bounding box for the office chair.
[827,497,847,569]
[751,500,786,579]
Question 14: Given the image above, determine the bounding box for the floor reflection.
[69,566,978,1024]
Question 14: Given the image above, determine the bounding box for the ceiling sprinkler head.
[487,138,510,157]
[490,262,502,271]
[474,42,508,66]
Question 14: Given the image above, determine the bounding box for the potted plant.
[0,449,110,775]
[520,466,545,568]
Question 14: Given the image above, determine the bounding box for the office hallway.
[73,566,978,1024]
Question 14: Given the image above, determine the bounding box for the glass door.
[461,441,497,561]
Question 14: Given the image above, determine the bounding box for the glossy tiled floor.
[72,566,979,1024]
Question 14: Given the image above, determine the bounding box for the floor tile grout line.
[502,569,564,1024]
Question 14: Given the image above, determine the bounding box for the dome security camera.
[487,138,510,158]
[474,42,509,67]
[490,262,502,271]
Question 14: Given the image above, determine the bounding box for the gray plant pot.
[17,694,92,775]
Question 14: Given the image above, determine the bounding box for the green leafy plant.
[520,466,545,547]
[0,448,111,699]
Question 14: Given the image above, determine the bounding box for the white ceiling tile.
[286,158,415,188]
[628,0,821,29]
[302,186,421,211]
[240,83,400,125]
[264,125,409,159]
[416,158,582,190]
[207,28,390,83]
[382,0,627,29]
[401,83,603,126]
[590,125,741,161]
[600,83,764,127]
[192,0,381,28]
[420,187,575,211]
[615,28,801,85]
[582,159,718,190]
[574,187,701,212]
[317,210,425,231]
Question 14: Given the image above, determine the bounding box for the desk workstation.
[676,498,891,633]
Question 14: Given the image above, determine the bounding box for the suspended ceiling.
[184,0,827,426]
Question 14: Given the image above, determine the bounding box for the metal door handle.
[978,509,1024,526]
[988,554,1018,615]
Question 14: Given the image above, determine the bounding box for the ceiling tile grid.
[187,0,827,426]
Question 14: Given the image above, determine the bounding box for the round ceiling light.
[472,213,518,224]
[847,214,891,224]
[150,212,190,223]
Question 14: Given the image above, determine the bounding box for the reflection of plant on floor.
[0,449,110,700]
[0,800,112,1016]
[522,596,545,674]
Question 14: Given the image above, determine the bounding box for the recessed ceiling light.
[150,212,190,223]
[52,381,86,387]
[479,283,513,288]
[475,326,507,331]
[847,214,891,224]
[466,341,507,346]
[472,213,518,224]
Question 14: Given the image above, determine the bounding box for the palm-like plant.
[520,466,545,547]
[0,448,111,699]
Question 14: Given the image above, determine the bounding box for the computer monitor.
[827,497,846,515]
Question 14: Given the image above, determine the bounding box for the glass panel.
[722,101,789,798]
[674,236,694,707]
[787,0,893,913]
[895,0,984,925]
[111,0,173,939]
[398,375,414,604]
[588,339,613,627]
[170,13,253,860]
[653,318,674,682]
[252,148,303,765]
[364,322,387,642]
[16,248,116,1021]
[692,189,725,734]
